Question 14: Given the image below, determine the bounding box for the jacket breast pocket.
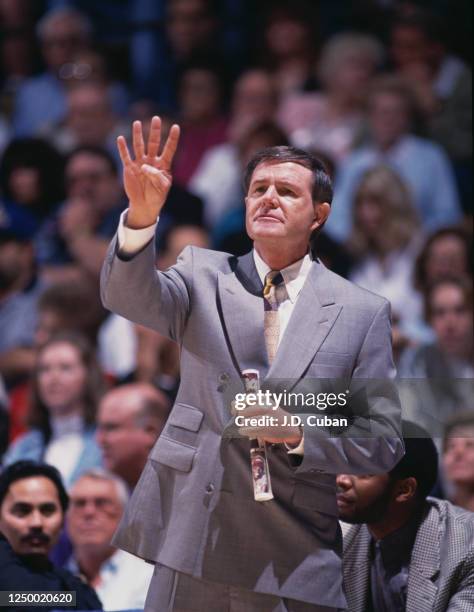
[306,352,352,378]
[149,403,203,473]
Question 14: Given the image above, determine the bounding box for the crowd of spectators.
[0,1,472,610]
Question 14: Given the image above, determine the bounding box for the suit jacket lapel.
[406,505,440,612]
[343,526,371,612]
[217,252,269,376]
[265,259,342,387]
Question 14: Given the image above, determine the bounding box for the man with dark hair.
[339,424,474,612]
[101,116,403,611]
[0,460,102,611]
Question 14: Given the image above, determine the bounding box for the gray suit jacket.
[100,239,403,608]
[343,498,474,612]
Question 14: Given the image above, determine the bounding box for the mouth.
[336,494,354,508]
[256,214,282,222]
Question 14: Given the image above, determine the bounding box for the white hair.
[36,7,93,41]
[318,31,384,84]
[70,468,129,507]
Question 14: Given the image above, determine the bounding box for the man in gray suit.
[339,426,474,612]
[100,116,404,611]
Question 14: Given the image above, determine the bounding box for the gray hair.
[70,468,129,507]
[36,7,93,42]
[318,32,384,84]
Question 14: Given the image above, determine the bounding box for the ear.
[394,477,417,503]
[310,202,331,232]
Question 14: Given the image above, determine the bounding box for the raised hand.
[117,116,180,229]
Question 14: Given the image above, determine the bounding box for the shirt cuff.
[285,435,304,456]
[117,209,159,255]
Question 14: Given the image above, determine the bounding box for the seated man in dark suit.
[338,424,474,612]
[0,461,102,611]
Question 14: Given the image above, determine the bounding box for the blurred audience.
[0,461,102,610]
[389,9,472,167]
[0,209,44,385]
[283,32,383,162]
[0,138,65,234]
[259,3,319,98]
[96,384,170,490]
[4,333,104,486]
[173,62,228,187]
[413,226,473,300]
[347,165,424,350]
[399,277,473,380]
[13,7,92,138]
[190,68,280,227]
[44,82,128,167]
[398,277,473,438]
[327,75,462,242]
[67,469,153,611]
[339,424,474,612]
[36,145,126,281]
[442,413,474,512]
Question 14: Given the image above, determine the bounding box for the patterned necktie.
[263,270,286,365]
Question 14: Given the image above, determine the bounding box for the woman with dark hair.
[3,332,104,485]
[0,137,65,235]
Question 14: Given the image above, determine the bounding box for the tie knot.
[263,271,283,299]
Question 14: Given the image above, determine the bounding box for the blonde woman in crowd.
[347,165,424,348]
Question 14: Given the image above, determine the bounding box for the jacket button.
[205,483,214,493]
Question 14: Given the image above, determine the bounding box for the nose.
[28,509,45,529]
[261,184,278,206]
[336,474,352,491]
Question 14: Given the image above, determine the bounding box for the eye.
[279,187,296,197]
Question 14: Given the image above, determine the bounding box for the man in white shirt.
[67,468,153,612]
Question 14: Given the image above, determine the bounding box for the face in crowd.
[0,476,63,557]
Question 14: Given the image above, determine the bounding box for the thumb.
[141,164,166,188]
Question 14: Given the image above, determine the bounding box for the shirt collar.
[50,413,84,439]
[253,248,312,304]
[371,511,421,569]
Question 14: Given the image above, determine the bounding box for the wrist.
[126,207,159,230]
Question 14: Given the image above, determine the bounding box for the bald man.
[96,383,171,489]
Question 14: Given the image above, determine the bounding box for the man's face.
[429,284,472,357]
[425,235,469,284]
[67,477,122,550]
[96,394,156,478]
[66,152,119,213]
[0,477,63,556]
[390,25,430,69]
[245,161,321,250]
[336,473,393,524]
[443,426,474,487]
[369,92,410,148]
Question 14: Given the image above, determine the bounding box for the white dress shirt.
[44,413,85,484]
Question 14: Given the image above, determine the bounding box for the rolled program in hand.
[241,369,274,502]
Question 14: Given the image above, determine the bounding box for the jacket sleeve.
[296,299,404,475]
[100,235,193,344]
